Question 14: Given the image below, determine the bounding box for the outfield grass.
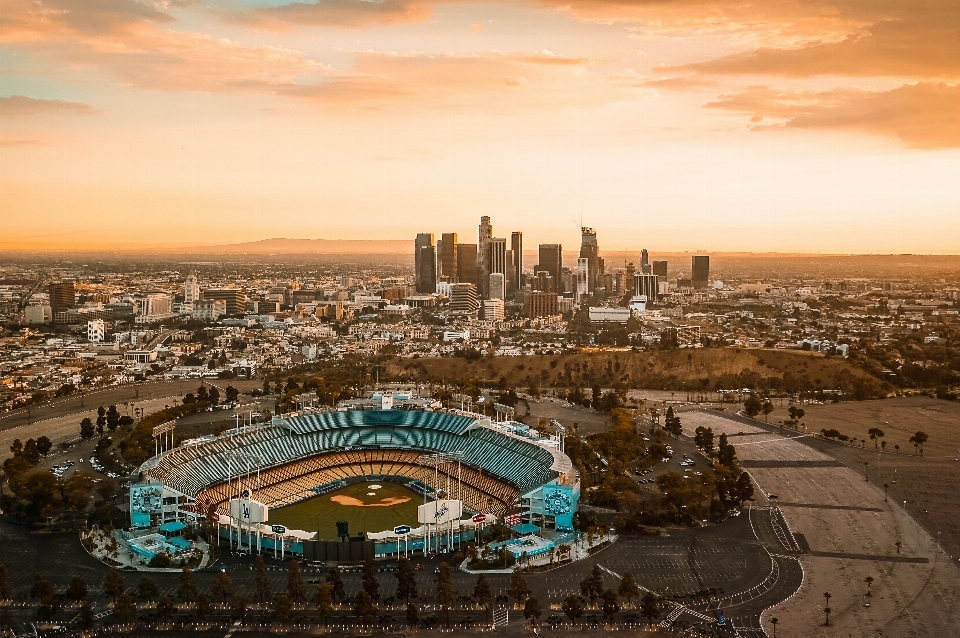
[269,482,422,539]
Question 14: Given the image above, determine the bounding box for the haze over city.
[3,0,960,253]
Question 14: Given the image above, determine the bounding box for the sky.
[1,0,959,253]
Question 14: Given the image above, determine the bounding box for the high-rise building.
[449,283,479,316]
[488,273,505,300]
[523,291,559,318]
[692,255,710,290]
[579,227,603,292]
[439,232,458,281]
[640,249,650,274]
[414,233,437,294]
[202,288,245,316]
[490,237,507,275]
[510,232,523,291]
[477,216,493,298]
[634,273,659,302]
[653,260,668,278]
[456,243,478,284]
[538,244,562,280]
[49,282,76,317]
[576,257,589,302]
[184,274,200,304]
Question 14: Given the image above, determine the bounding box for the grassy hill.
[384,348,890,398]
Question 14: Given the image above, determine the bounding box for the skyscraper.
[640,249,650,274]
[477,216,493,298]
[579,227,603,293]
[576,257,589,302]
[510,231,523,291]
[692,255,710,290]
[652,260,668,278]
[538,244,562,280]
[490,237,507,275]
[414,233,437,294]
[439,232,458,281]
[456,243,478,284]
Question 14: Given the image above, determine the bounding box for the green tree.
[35,436,52,457]
[106,405,121,431]
[231,595,248,621]
[743,395,763,418]
[225,386,240,403]
[287,560,306,604]
[601,589,620,623]
[509,566,530,603]
[617,572,640,604]
[273,593,293,625]
[909,431,928,455]
[96,406,107,434]
[579,564,604,605]
[523,595,542,626]
[435,562,455,627]
[313,583,333,626]
[396,557,417,603]
[195,594,212,620]
[762,401,775,422]
[212,571,233,604]
[67,576,87,602]
[208,387,221,405]
[562,595,584,624]
[138,576,159,600]
[868,428,885,448]
[114,592,136,624]
[103,569,125,604]
[405,602,419,627]
[640,591,661,626]
[157,595,176,623]
[77,603,95,630]
[325,568,345,602]
[361,555,379,602]
[353,590,377,623]
[254,556,272,604]
[473,573,492,618]
[177,566,197,602]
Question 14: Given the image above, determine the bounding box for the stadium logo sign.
[394,525,411,535]
[242,504,251,520]
[472,513,486,523]
[271,525,287,535]
[434,503,449,520]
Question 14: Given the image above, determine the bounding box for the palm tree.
[864,576,873,597]
[895,540,902,554]
[823,591,832,626]
[770,616,779,637]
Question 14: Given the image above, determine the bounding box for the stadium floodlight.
[417,451,464,467]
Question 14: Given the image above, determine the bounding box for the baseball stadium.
[130,398,580,561]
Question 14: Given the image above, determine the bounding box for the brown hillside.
[384,349,890,398]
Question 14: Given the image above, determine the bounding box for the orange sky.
[1,0,959,253]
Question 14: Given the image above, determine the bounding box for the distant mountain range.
[177,238,413,254]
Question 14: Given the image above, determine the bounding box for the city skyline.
[2,0,960,253]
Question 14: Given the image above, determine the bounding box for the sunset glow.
[2,0,959,252]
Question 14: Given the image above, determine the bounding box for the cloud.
[0,95,101,116]
[706,83,960,148]
[277,49,616,112]
[222,0,433,31]
[0,0,174,42]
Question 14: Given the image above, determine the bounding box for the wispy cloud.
[0,95,101,116]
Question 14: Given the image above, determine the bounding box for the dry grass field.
[385,349,889,397]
